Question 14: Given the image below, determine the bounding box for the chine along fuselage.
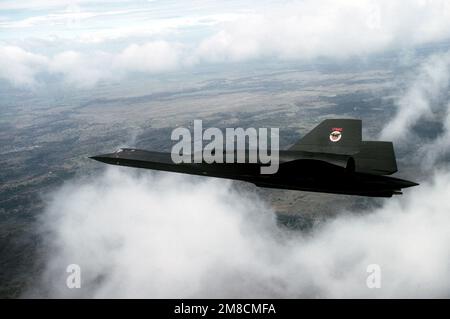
[91,119,418,197]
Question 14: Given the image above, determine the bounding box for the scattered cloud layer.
[3,0,450,88]
[31,166,450,298]
[0,42,182,87]
[195,0,450,62]
[0,46,48,86]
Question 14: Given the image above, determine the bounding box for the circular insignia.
[329,130,342,142]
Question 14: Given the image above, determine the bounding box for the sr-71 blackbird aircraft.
[91,119,418,197]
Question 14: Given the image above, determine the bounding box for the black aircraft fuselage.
[91,148,417,197]
[91,119,418,198]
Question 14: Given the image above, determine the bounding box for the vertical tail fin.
[289,119,362,155]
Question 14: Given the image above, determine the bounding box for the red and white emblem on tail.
[329,127,342,142]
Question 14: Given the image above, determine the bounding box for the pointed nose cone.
[89,155,102,161]
[89,153,117,164]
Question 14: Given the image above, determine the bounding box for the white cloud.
[0,46,48,86]
[113,41,182,73]
[49,50,114,88]
[0,1,247,43]
[381,52,450,140]
[29,166,450,298]
[0,42,182,88]
[381,51,450,166]
[195,0,450,62]
[0,0,137,11]
[4,0,450,88]
[420,105,450,166]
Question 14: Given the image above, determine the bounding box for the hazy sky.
[2,0,450,88]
